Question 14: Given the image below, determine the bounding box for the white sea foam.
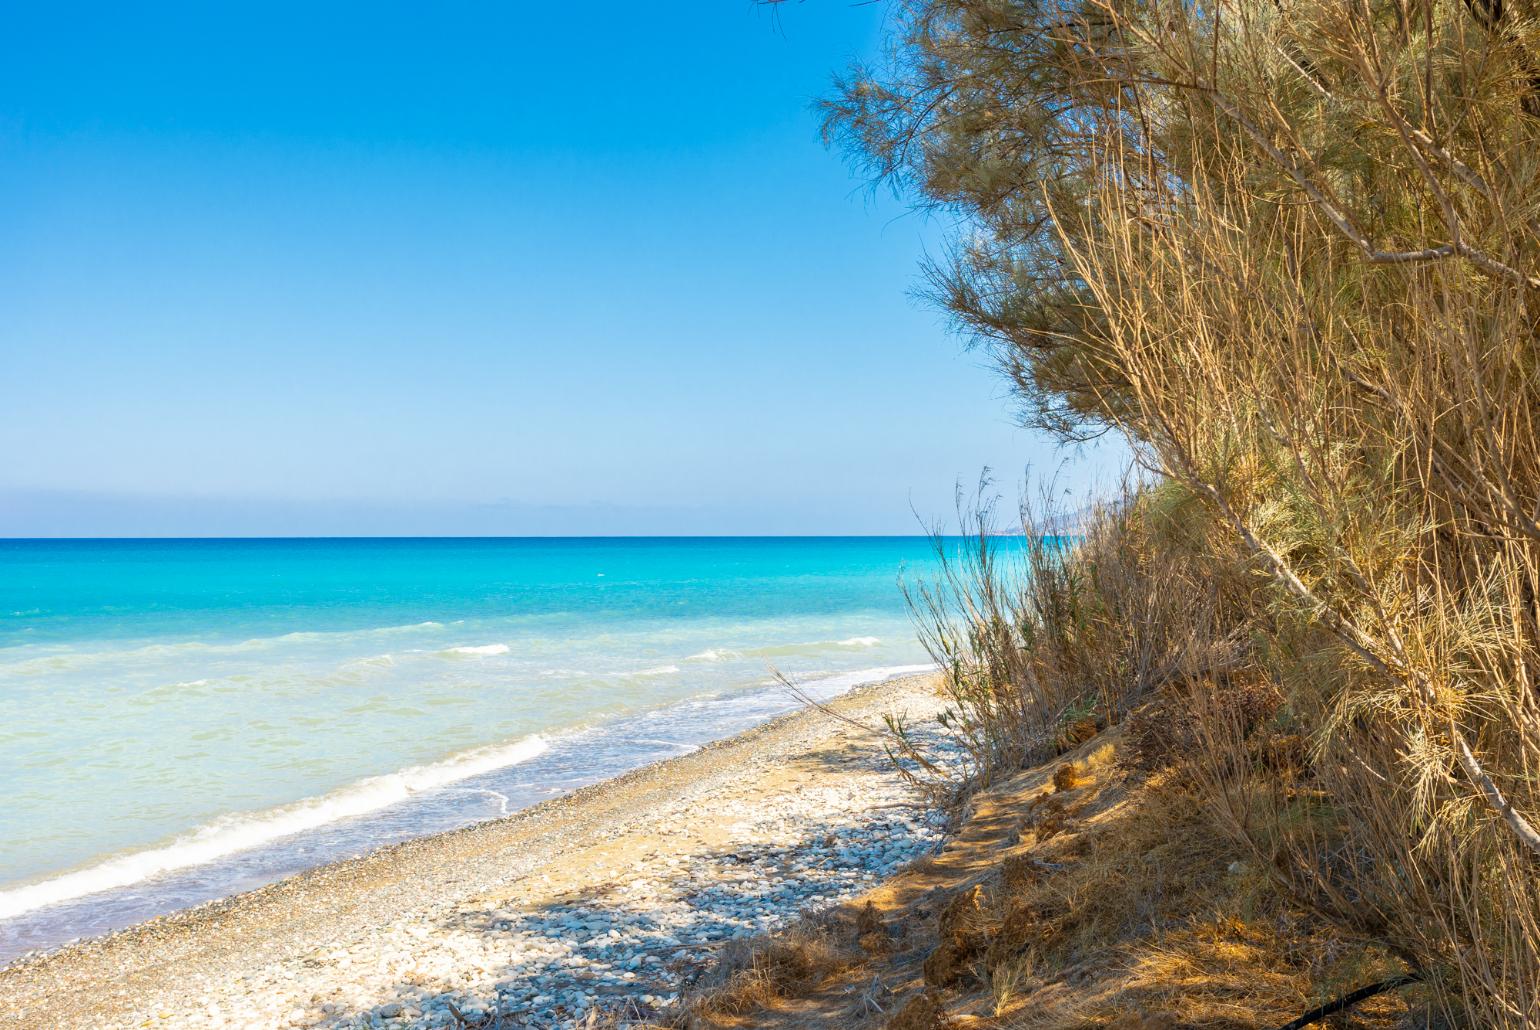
[443,643,510,657]
[0,660,938,954]
[660,663,937,720]
[634,665,680,677]
[743,636,884,658]
[685,648,739,662]
[0,734,548,921]
[795,663,937,699]
[0,621,451,677]
[625,737,701,753]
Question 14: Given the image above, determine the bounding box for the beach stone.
[18,681,964,1030]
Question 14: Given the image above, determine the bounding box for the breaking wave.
[0,734,548,921]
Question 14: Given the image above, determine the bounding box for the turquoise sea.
[0,537,942,960]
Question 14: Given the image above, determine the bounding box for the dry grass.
[893,482,1248,805]
[690,923,854,1020]
[676,723,1414,1030]
[822,0,1540,1022]
[796,491,1434,1030]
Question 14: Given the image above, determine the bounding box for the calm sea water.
[0,536,942,960]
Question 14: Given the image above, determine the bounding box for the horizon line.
[0,531,1040,542]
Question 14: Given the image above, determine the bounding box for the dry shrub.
[999,854,1048,893]
[1033,780,1225,966]
[886,991,953,1030]
[937,884,988,944]
[910,747,1353,1028]
[857,899,894,954]
[924,884,992,986]
[1121,693,1198,775]
[1104,1017,1177,1030]
[831,0,1540,1015]
[895,483,1246,799]
[1053,717,1100,754]
[1020,792,1068,843]
[982,761,1413,1029]
[1117,918,1340,1028]
[985,901,1060,969]
[1123,674,1283,775]
[1050,763,1080,792]
[687,921,851,1019]
[859,930,894,956]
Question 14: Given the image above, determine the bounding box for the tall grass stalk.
[897,482,1241,797]
[830,0,1540,1020]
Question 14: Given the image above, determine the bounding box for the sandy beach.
[0,672,951,1029]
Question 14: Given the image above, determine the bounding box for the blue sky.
[1,3,1121,536]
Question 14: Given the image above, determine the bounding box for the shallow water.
[0,537,945,960]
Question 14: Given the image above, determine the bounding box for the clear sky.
[1,2,1121,536]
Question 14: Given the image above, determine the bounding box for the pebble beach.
[0,672,954,1029]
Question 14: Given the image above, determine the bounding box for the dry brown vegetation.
[893,486,1243,802]
[815,0,1540,1024]
[650,720,1421,1029]
[638,0,1540,1023]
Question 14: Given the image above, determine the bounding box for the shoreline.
[0,660,935,960]
[0,671,951,1029]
